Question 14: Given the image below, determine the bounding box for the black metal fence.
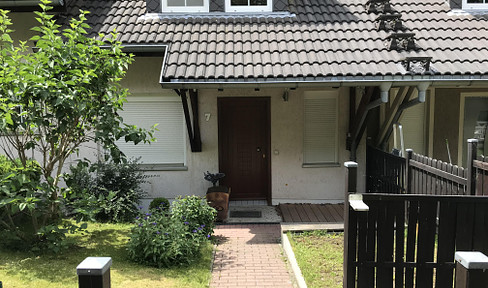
[366,139,487,195]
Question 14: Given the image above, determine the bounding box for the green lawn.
[288,231,344,288]
[0,222,213,288]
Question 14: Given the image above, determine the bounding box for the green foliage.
[149,197,170,211]
[170,195,217,236]
[127,196,216,268]
[0,157,85,252]
[0,222,214,287]
[64,158,147,223]
[0,1,153,251]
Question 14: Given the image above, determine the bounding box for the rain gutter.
[100,44,168,54]
[159,75,488,89]
[0,0,63,9]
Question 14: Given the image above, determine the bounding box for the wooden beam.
[377,86,415,149]
[347,87,357,151]
[176,89,202,152]
[349,87,374,148]
[349,87,382,160]
[188,89,202,152]
[376,86,410,146]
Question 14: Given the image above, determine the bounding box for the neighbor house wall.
[432,88,488,166]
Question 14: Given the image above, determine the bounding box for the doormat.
[230,211,262,218]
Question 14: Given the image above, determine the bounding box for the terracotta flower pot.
[206,186,230,222]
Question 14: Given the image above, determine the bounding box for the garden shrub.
[64,158,147,223]
[149,197,170,211]
[127,196,216,267]
[170,195,217,236]
[0,156,84,252]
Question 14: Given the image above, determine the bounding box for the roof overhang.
[100,44,167,57]
[0,0,64,11]
[159,74,488,90]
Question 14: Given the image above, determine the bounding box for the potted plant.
[204,171,230,222]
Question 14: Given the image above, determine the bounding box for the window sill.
[302,163,341,168]
[138,164,188,171]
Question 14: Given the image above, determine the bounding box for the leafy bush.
[0,156,85,252]
[149,197,170,211]
[171,195,217,236]
[127,196,216,267]
[64,158,147,223]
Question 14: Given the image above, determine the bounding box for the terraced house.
[6,0,488,206]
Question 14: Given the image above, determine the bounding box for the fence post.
[466,139,478,195]
[344,161,358,288]
[405,149,413,194]
[77,257,112,288]
[455,251,488,288]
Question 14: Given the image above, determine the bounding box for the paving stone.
[210,224,295,288]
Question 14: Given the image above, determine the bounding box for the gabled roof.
[62,0,488,87]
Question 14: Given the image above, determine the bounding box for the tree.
[0,1,154,248]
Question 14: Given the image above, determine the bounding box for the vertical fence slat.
[364,201,377,287]
[456,202,476,251]
[435,160,442,195]
[405,200,419,288]
[441,161,448,195]
[357,210,369,288]
[394,200,405,288]
[482,157,488,196]
[376,201,394,288]
[427,157,433,195]
[415,200,437,288]
[473,203,488,255]
[346,206,358,288]
[405,149,413,194]
[435,201,457,288]
[483,157,488,196]
[467,139,477,195]
[344,162,357,288]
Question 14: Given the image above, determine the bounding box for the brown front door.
[218,97,270,203]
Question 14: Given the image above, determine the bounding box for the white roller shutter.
[117,96,185,165]
[303,92,339,164]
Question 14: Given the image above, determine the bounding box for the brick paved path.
[210,224,295,288]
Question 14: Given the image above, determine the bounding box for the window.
[303,91,339,166]
[459,93,488,165]
[162,0,209,13]
[117,95,185,166]
[463,0,488,10]
[225,0,272,12]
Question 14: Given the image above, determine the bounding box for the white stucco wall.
[121,57,360,204]
[10,12,38,48]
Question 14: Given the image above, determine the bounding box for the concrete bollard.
[455,251,488,288]
[76,257,112,288]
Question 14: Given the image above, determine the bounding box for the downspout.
[350,82,391,161]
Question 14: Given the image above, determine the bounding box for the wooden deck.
[278,203,345,223]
